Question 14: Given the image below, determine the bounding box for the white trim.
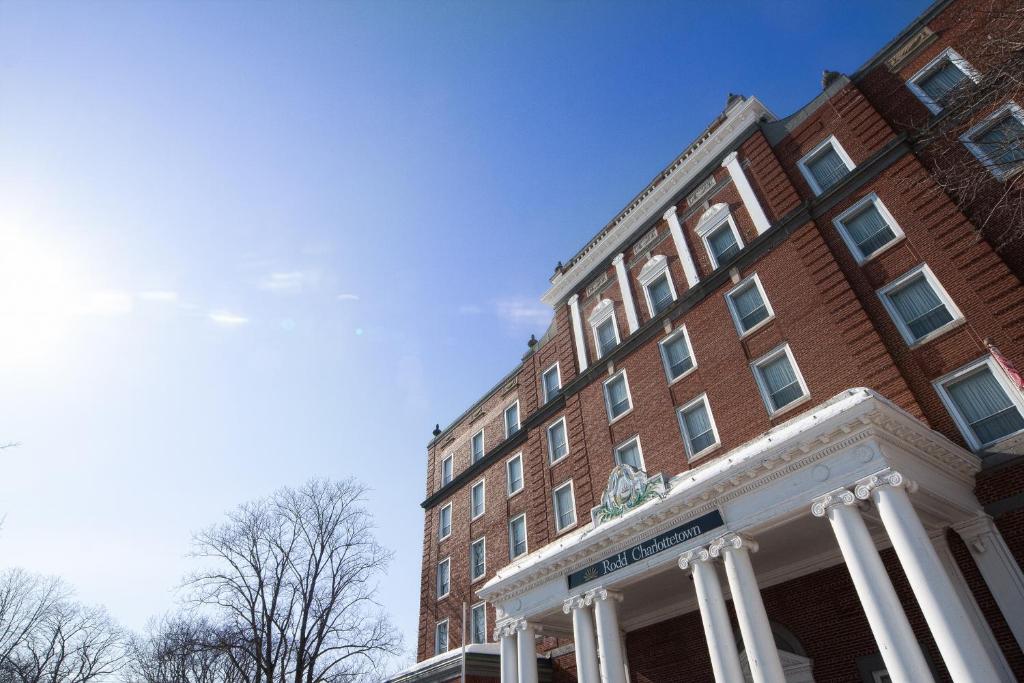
[435,619,449,655]
[470,536,487,583]
[440,453,454,487]
[637,255,677,318]
[438,502,453,542]
[677,393,722,461]
[906,47,981,115]
[568,294,589,372]
[696,205,745,269]
[725,273,775,338]
[603,369,634,423]
[546,416,570,465]
[589,299,621,359]
[658,325,697,384]
[471,428,485,463]
[552,479,578,534]
[470,478,486,520]
[796,135,856,196]
[933,356,1024,451]
[470,601,488,645]
[506,452,525,497]
[832,193,906,264]
[509,513,528,559]
[961,101,1024,180]
[876,263,964,347]
[613,434,647,471]
[751,343,811,418]
[542,362,562,404]
[436,557,451,601]
[503,400,521,439]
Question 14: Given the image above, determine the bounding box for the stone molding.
[854,468,918,500]
[810,488,857,517]
[708,532,758,557]
[677,546,713,571]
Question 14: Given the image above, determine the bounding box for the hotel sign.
[567,509,724,589]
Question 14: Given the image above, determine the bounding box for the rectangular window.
[726,274,773,336]
[659,326,695,382]
[678,394,720,460]
[435,620,449,655]
[470,603,487,645]
[470,479,486,519]
[506,453,524,496]
[752,344,810,416]
[833,194,904,263]
[471,429,485,463]
[798,135,855,195]
[962,102,1024,180]
[553,480,577,533]
[437,558,450,600]
[878,264,962,346]
[614,436,645,471]
[935,358,1024,450]
[637,255,676,318]
[647,273,674,315]
[542,363,561,403]
[705,220,743,268]
[509,514,528,559]
[504,401,520,438]
[595,316,619,358]
[907,47,979,114]
[439,503,452,541]
[603,371,633,421]
[547,417,569,464]
[470,537,486,582]
[441,454,453,486]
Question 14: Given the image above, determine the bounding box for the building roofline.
[850,0,954,80]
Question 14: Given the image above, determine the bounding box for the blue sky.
[0,0,929,666]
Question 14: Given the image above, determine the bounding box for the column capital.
[678,546,713,571]
[662,205,678,221]
[494,620,519,639]
[568,293,580,306]
[612,252,625,265]
[721,150,739,167]
[952,513,997,548]
[585,587,623,605]
[562,594,588,614]
[854,468,917,500]
[708,532,758,558]
[811,488,857,517]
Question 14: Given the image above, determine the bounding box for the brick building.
[389,1,1024,681]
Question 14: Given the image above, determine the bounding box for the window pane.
[508,457,523,493]
[606,376,630,418]
[543,367,560,400]
[505,404,519,435]
[682,402,715,454]
[510,518,527,557]
[919,61,967,104]
[731,283,769,332]
[976,115,1024,169]
[442,458,453,485]
[597,318,617,356]
[662,333,693,379]
[439,507,451,538]
[648,274,673,314]
[616,440,642,470]
[472,432,484,462]
[887,275,953,340]
[549,421,568,461]
[438,562,449,596]
[760,354,803,410]
[555,486,575,529]
[807,147,850,192]
[471,540,485,579]
[844,204,897,257]
[436,622,448,655]
[472,483,484,517]
[708,224,740,265]
[947,367,1024,444]
[471,605,486,644]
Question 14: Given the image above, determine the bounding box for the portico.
[479,389,1024,682]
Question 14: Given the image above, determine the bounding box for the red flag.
[987,340,1024,391]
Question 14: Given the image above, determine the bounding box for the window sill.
[687,442,721,463]
[507,487,524,500]
[856,235,905,265]
[667,364,698,386]
[555,521,578,536]
[471,574,486,585]
[906,318,966,349]
[738,315,776,340]
[470,512,486,522]
[549,453,570,467]
[608,407,634,425]
[766,393,812,419]
[438,533,451,543]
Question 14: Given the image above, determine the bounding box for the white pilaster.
[709,534,785,683]
[679,548,744,683]
[721,151,770,235]
[589,588,627,683]
[567,294,588,373]
[515,620,538,683]
[496,623,519,683]
[612,254,639,333]
[954,513,1024,650]
[663,206,700,289]
[857,470,1000,683]
[811,489,934,683]
[563,596,600,683]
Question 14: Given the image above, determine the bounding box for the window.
[504,401,520,438]
[470,480,486,519]
[678,394,721,460]
[877,264,962,346]
[934,357,1024,450]
[547,417,569,464]
[637,255,677,317]
[471,429,485,463]
[437,558,450,600]
[907,47,980,114]
[752,344,810,416]
[438,503,452,541]
[470,603,487,645]
[614,436,645,471]
[509,514,528,559]
[833,193,904,263]
[696,206,744,269]
[553,480,577,533]
[506,453,524,496]
[962,102,1024,180]
[797,136,856,195]
[441,454,453,486]
[726,274,774,336]
[435,620,449,655]
[603,371,633,422]
[470,537,486,582]
[542,363,562,403]
[659,326,695,382]
[589,299,620,358]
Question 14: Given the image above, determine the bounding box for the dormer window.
[907,47,980,114]
[637,255,677,317]
[589,299,620,359]
[696,203,744,270]
[797,135,856,195]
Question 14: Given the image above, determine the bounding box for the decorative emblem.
[590,464,667,527]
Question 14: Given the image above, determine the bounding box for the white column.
[515,620,538,683]
[563,596,600,682]
[612,254,639,334]
[856,470,1000,683]
[589,588,627,683]
[709,534,785,683]
[811,489,934,683]
[663,206,700,289]
[496,623,519,683]
[679,547,744,683]
[954,513,1024,650]
[567,294,588,373]
[721,151,770,235]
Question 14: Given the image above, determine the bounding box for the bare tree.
[185,479,401,683]
[124,613,249,683]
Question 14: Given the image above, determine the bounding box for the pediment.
[588,298,615,324]
[695,202,731,234]
[637,254,669,285]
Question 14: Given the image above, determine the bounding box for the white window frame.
[961,101,1024,180]
[658,325,697,384]
[438,502,452,541]
[546,416,570,465]
[933,356,1024,451]
[725,273,775,338]
[876,263,964,347]
[440,453,453,487]
[603,369,634,423]
[907,47,981,114]
[435,619,449,655]
[436,557,450,600]
[504,400,521,439]
[613,435,646,471]
[751,343,811,418]
[677,393,721,462]
[509,513,528,559]
[832,193,905,264]
[471,429,485,463]
[542,362,562,404]
[637,255,678,318]
[506,452,524,497]
[470,479,486,520]
[589,299,620,359]
[470,602,488,645]
[470,536,486,583]
[552,479,578,534]
[797,135,856,196]
[697,208,745,270]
